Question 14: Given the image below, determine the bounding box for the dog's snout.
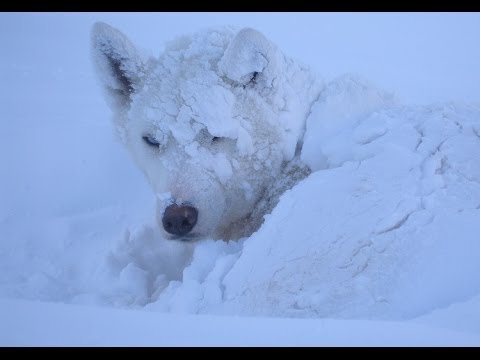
[162,204,198,236]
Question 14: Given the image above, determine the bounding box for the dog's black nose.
[162,204,198,236]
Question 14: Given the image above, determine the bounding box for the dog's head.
[91,23,320,240]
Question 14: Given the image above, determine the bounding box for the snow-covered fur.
[91,23,322,240]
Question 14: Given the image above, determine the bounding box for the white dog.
[91,23,322,240]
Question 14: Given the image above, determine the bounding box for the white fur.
[91,23,323,239]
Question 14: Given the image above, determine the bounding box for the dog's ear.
[91,22,147,111]
[219,28,279,87]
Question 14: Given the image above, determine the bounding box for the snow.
[2,13,480,346]
[3,298,480,346]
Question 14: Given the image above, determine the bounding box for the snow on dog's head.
[91,22,321,240]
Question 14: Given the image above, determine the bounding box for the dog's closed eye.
[142,134,160,147]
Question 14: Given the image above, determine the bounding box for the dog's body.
[91,23,323,240]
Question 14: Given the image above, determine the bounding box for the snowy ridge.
[222,96,480,319]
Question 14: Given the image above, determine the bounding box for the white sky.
[1,12,480,105]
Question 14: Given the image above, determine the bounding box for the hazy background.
[2,12,480,105]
